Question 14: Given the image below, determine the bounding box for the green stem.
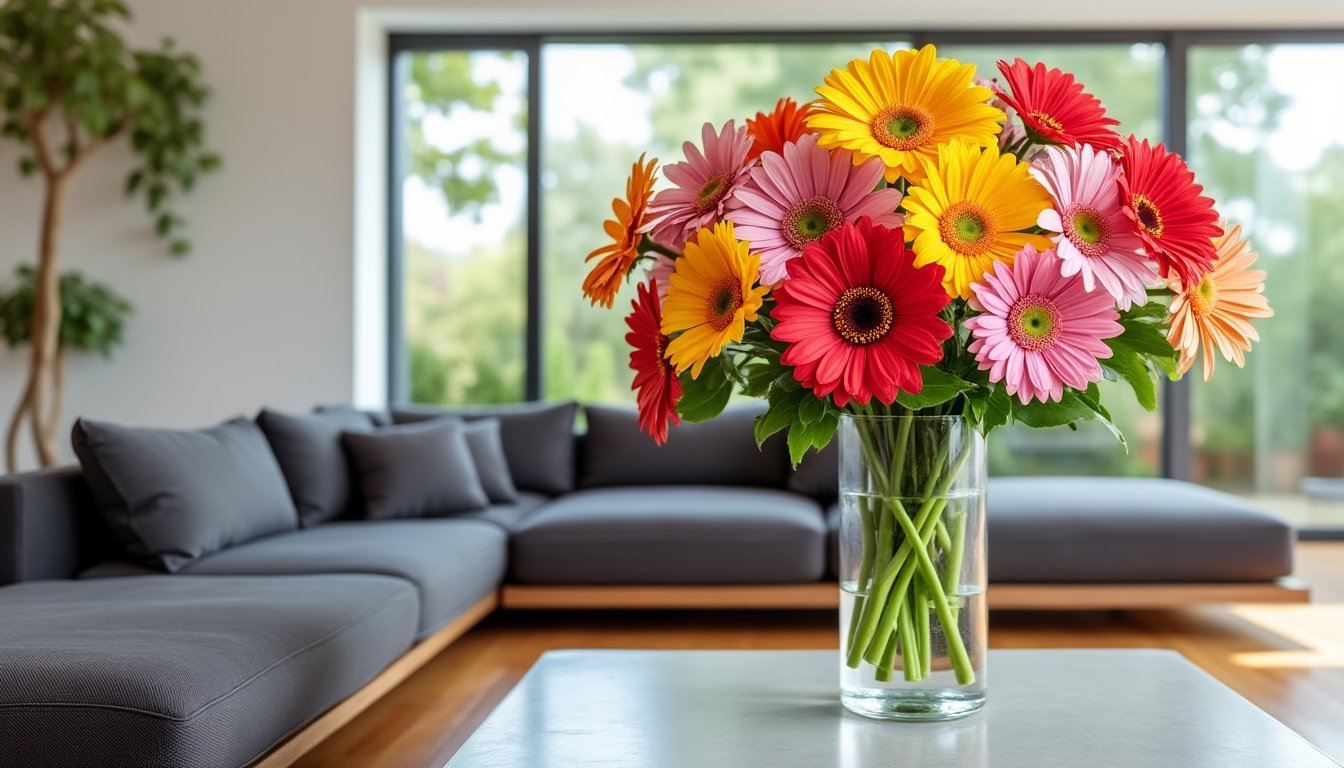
[861,499,944,666]
[887,500,976,685]
[943,503,968,613]
[916,587,932,678]
[875,630,898,683]
[898,595,920,682]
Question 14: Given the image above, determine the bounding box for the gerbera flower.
[583,153,658,308]
[770,218,952,407]
[994,59,1123,152]
[1166,221,1273,381]
[649,251,678,300]
[1031,144,1154,309]
[808,45,1003,185]
[975,76,1027,152]
[965,244,1122,405]
[626,278,682,444]
[727,133,904,286]
[902,141,1052,300]
[660,221,768,379]
[1118,136,1221,287]
[745,97,815,164]
[646,121,754,251]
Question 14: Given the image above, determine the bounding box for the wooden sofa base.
[500,579,1311,611]
[251,593,497,768]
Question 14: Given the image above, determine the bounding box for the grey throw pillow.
[342,420,489,519]
[390,401,578,495]
[71,417,299,572]
[461,418,519,504]
[256,407,375,527]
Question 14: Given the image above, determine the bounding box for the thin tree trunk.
[5,384,34,473]
[15,175,68,468]
[47,343,66,447]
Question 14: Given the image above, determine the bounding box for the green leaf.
[797,394,827,426]
[1113,318,1178,359]
[1010,391,1094,429]
[895,367,974,410]
[1102,341,1158,411]
[740,361,777,398]
[787,408,839,467]
[675,357,733,423]
[754,386,805,446]
[980,386,1012,434]
[170,239,190,257]
[1075,386,1128,451]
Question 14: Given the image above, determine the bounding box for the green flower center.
[1190,275,1218,315]
[782,196,844,250]
[1008,295,1062,352]
[695,173,731,212]
[871,104,934,151]
[938,201,997,256]
[1064,204,1110,257]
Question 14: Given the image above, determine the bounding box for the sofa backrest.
[580,405,791,489]
[391,401,579,496]
[0,466,111,586]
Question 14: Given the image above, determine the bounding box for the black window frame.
[387,27,1344,482]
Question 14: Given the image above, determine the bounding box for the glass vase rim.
[839,412,968,423]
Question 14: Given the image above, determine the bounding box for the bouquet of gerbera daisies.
[583,45,1272,689]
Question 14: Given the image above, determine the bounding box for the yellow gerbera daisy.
[807,45,1004,186]
[660,221,768,379]
[903,141,1053,300]
[1166,221,1274,381]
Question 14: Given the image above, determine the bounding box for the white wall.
[0,0,1341,469]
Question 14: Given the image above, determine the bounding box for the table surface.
[444,649,1340,768]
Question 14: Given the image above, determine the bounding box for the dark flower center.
[783,196,844,250]
[708,278,743,332]
[1132,194,1164,238]
[695,173,731,213]
[832,286,894,345]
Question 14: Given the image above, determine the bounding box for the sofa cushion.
[789,441,838,502]
[0,467,109,587]
[580,405,788,489]
[257,407,374,527]
[511,486,826,584]
[463,418,520,503]
[343,421,489,520]
[392,401,578,495]
[988,477,1295,582]
[71,417,298,572]
[452,491,549,532]
[0,574,416,768]
[180,519,507,637]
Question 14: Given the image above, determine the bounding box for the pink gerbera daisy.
[645,121,754,251]
[1031,144,1155,309]
[727,133,904,285]
[965,244,1123,405]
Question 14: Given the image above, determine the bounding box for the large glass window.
[541,41,906,404]
[394,47,529,404]
[1187,43,1344,528]
[938,43,1166,477]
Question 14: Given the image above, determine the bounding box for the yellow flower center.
[832,286,894,345]
[783,196,844,250]
[1132,194,1164,238]
[938,200,998,256]
[707,277,743,331]
[1028,110,1065,135]
[1008,295,1062,352]
[1189,274,1218,316]
[871,104,934,151]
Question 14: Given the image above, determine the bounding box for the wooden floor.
[294,542,1344,768]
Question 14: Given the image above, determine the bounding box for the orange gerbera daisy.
[1166,221,1273,381]
[583,153,658,308]
[745,97,815,164]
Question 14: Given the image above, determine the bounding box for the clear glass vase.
[837,413,987,720]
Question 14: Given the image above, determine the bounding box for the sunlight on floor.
[1228,604,1344,669]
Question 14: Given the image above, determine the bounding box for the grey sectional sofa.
[0,401,1300,767]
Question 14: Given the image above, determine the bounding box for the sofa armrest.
[0,466,104,586]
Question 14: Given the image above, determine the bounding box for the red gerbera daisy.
[770,218,952,407]
[1118,136,1221,287]
[745,97,815,165]
[625,278,682,444]
[995,59,1122,151]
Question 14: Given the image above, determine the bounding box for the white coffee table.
[445,649,1339,767]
